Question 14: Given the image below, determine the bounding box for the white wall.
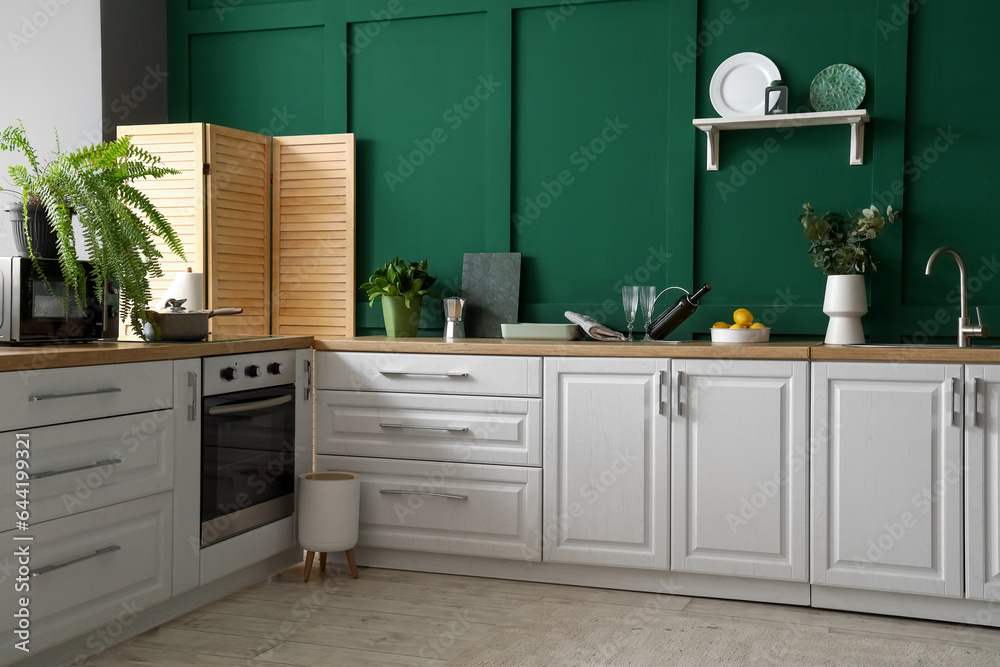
[0,0,103,256]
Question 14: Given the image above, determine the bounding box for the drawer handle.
[379,371,469,378]
[33,545,121,577]
[30,459,123,480]
[379,489,469,501]
[379,423,470,433]
[28,387,122,402]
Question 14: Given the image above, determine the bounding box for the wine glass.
[622,285,639,341]
[639,286,657,341]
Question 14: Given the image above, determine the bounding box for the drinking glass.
[622,285,639,342]
[639,286,657,341]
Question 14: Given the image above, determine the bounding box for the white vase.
[823,274,868,345]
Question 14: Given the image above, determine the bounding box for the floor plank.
[87,566,1000,666]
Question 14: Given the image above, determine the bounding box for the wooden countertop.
[314,337,817,359]
[0,336,314,372]
[810,344,1000,363]
[315,337,1000,363]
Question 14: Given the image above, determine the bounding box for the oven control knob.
[245,364,262,378]
[267,362,284,375]
[220,367,238,382]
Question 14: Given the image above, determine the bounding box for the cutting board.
[462,253,521,338]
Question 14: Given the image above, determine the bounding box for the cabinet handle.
[33,545,121,577]
[379,423,470,433]
[305,359,312,401]
[28,387,122,402]
[379,371,469,378]
[379,489,468,501]
[30,459,123,480]
[188,371,199,422]
[975,377,985,428]
[676,370,685,416]
[952,377,960,427]
[658,370,665,416]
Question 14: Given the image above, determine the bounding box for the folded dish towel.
[565,311,626,342]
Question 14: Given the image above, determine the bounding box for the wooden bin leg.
[303,551,315,582]
[346,548,359,579]
[319,552,328,573]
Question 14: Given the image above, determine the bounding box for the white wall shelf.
[692,109,870,171]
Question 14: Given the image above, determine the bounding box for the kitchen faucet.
[925,246,989,347]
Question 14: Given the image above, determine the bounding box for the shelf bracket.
[703,125,720,171]
[849,118,865,166]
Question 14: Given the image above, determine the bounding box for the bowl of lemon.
[710,309,770,343]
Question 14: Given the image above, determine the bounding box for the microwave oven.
[0,256,119,344]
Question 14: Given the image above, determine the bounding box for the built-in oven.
[200,350,297,547]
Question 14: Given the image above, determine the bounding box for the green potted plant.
[360,257,436,337]
[797,202,900,344]
[0,121,185,334]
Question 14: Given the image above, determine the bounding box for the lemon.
[712,322,730,329]
[733,308,754,326]
[730,323,748,329]
[749,322,766,329]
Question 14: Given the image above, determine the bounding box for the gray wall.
[0,0,168,257]
[0,0,103,256]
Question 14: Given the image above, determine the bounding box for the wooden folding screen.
[116,123,205,335]
[205,125,271,337]
[119,124,355,338]
[271,135,356,337]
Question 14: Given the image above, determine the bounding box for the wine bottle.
[648,284,711,340]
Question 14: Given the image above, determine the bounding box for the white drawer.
[316,352,542,397]
[317,456,541,561]
[315,391,541,466]
[0,361,174,431]
[0,411,174,531]
[0,492,172,658]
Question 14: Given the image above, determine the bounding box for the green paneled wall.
[349,11,491,330]
[167,0,999,342]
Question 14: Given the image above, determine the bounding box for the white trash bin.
[298,471,361,581]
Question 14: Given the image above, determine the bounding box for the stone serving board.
[462,253,521,338]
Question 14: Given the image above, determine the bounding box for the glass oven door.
[201,384,296,547]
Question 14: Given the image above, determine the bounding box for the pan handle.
[207,308,244,317]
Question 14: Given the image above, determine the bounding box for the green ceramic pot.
[381,295,422,338]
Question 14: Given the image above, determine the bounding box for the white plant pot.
[823,274,868,345]
[298,471,360,553]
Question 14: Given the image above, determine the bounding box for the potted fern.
[0,121,185,335]
[797,202,900,344]
[360,258,436,337]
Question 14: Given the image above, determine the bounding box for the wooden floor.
[83,563,1000,666]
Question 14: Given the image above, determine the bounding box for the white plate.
[709,52,781,117]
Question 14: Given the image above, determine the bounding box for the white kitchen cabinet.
[171,359,202,595]
[315,390,542,466]
[0,411,174,532]
[967,365,1000,600]
[542,357,669,569]
[318,455,541,561]
[0,492,172,658]
[316,351,542,397]
[811,362,963,597]
[671,360,808,581]
[0,360,173,431]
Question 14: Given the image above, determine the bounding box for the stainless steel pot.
[143,298,243,341]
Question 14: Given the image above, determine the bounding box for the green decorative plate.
[809,64,866,112]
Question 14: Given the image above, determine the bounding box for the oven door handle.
[207,394,292,416]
